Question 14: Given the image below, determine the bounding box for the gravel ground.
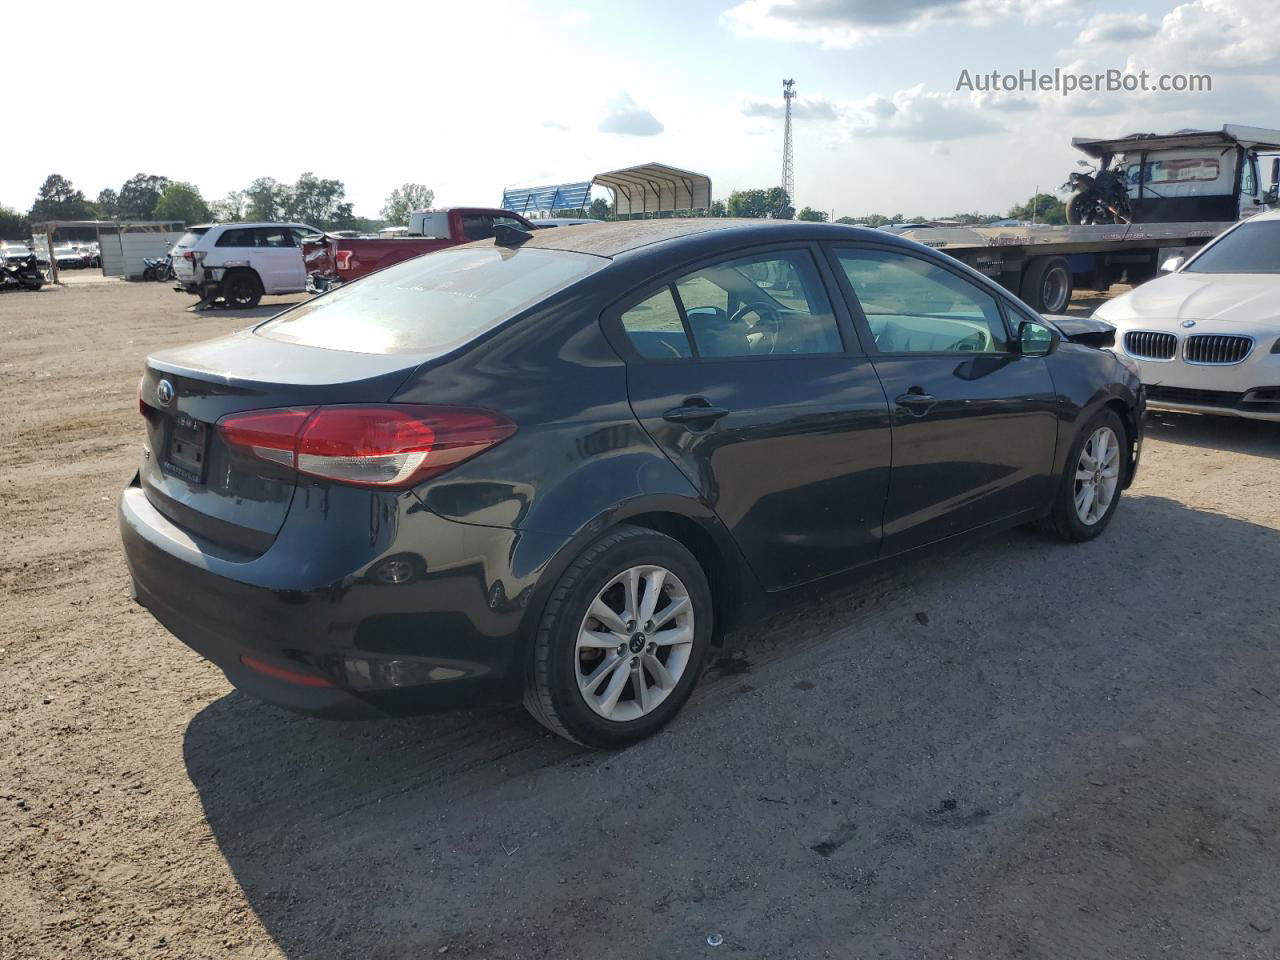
[2,280,1280,960]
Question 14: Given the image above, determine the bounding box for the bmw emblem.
[156,379,175,406]
[1180,319,1197,329]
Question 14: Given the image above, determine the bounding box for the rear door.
[827,243,1058,553]
[613,245,892,591]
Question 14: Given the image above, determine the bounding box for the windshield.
[175,228,210,247]
[1185,221,1280,274]
[256,246,604,355]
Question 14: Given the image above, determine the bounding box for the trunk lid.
[139,330,425,556]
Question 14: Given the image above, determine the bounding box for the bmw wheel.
[524,525,712,748]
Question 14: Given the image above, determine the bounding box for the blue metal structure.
[500,181,593,215]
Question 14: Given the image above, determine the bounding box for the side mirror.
[1160,255,1185,273]
[1018,319,1059,357]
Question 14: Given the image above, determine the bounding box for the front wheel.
[524,525,713,748]
[1036,409,1127,542]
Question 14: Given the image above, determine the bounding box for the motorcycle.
[142,254,175,282]
[1062,160,1132,225]
[1,253,45,291]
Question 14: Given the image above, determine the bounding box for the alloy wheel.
[574,564,695,722]
[1074,425,1120,525]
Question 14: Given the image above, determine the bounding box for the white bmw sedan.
[1095,211,1280,421]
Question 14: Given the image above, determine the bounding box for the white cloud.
[723,0,1074,46]
[742,96,839,120]
[1074,12,1158,45]
[598,91,665,136]
[844,84,1004,140]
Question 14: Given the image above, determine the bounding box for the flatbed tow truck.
[889,125,1280,312]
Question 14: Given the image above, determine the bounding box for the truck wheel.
[1021,257,1072,314]
[222,269,262,308]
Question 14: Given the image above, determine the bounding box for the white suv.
[172,222,321,307]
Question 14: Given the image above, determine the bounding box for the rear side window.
[216,228,257,247]
[621,288,692,358]
[675,250,842,358]
[257,246,603,355]
[176,228,209,247]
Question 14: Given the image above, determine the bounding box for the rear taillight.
[334,250,353,271]
[217,405,516,488]
[182,250,204,262]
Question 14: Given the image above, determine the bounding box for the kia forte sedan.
[1096,210,1280,421]
[120,220,1143,748]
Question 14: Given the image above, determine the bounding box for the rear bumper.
[118,475,557,718]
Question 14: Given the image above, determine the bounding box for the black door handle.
[894,390,937,414]
[663,399,730,425]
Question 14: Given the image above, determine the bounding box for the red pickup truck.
[305,207,535,289]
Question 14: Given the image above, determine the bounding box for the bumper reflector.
[239,655,335,688]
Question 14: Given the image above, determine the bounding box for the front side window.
[1185,220,1280,274]
[257,227,293,248]
[460,215,494,242]
[673,250,842,358]
[835,248,1009,353]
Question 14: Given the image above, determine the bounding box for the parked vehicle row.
[121,219,1144,748]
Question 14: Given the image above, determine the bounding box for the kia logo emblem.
[156,379,175,406]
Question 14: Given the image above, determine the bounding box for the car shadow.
[184,496,1280,958]
[189,295,311,322]
[1144,408,1280,460]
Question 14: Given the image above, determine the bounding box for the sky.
[4,0,1278,220]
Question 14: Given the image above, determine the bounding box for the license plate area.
[162,412,209,484]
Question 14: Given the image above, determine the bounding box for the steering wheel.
[730,300,782,355]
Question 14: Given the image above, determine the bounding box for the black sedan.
[120,220,1143,748]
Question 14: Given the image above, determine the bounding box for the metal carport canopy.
[592,163,712,216]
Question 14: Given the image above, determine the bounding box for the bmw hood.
[1098,272,1280,326]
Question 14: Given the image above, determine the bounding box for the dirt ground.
[3,280,1280,960]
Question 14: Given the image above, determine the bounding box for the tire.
[222,269,262,308]
[142,266,157,281]
[1036,408,1126,543]
[523,525,713,748]
[1020,256,1073,313]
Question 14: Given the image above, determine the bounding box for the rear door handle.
[894,391,937,414]
[662,400,730,425]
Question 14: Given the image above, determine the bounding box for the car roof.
[503,218,911,259]
[191,222,313,230]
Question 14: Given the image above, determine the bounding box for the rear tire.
[1021,256,1073,313]
[1036,408,1127,543]
[523,525,713,748]
[222,269,262,308]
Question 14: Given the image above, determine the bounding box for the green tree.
[118,173,169,219]
[764,187,793,219]
[381,183,435,226]
[154,181,211,225]
[245,177,290,221]
[209,190,247,222]
[835,215,859,225]
[588,197,611,220]
[96,189,119,218]
[726,187,793,219]
[797,206,828,222]
[1008,193,1066,225]
[0,204,31,240]
[30,174,97,221]
[287,172,353,228]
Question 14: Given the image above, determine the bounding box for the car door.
[826,243,1059,553]
[255,226,304,293]
[612,245,892,591]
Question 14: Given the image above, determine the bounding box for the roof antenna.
[494,223,534,247]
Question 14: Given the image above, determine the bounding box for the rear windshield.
[176,228,209,247]
[1186,221,1280,274]
[256,246,604,354]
